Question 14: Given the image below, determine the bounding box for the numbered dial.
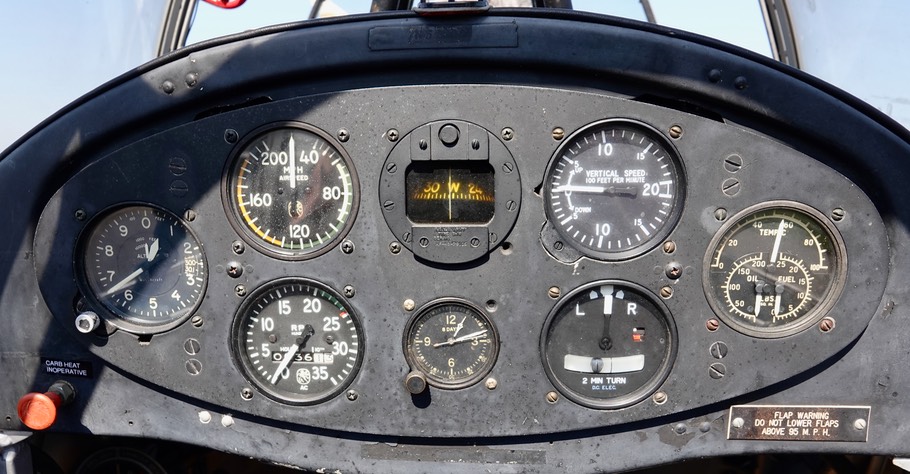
[233,279,364,405]
[705,203,845,337]
[80,205,206,334]
[404,299,499,389]
[227,124,359,259]
[544,120,684,260]
[541,282,675,409]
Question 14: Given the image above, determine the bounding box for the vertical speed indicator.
[226,123,359,260]
[544,120,684,260]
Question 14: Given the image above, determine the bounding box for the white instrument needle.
[146,238,159,262]
[434,329,488,347]
[770,219,786,263]
[102,268,144,297]
[289,135,297,190]
[271,342,300,385]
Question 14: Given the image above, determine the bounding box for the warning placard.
[727,405,870,442]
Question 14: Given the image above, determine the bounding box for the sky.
[4,0,906,153]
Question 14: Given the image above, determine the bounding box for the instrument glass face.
[705,203,845,337]
[404,299,499,389]
[80,205,206,333]
[544,120,684,260]
[232,279,364,405]
[227,124,358,259]
[541,282,674,409]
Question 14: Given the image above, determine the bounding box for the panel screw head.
[709,363,726,379]
[669,125,683,139]
[552,127,565,141]
[652,391,668,405]
[227,262,243,278]
[234,285,246,297]
[485,378,498,390]
[706,319,719,331]
[660,286,673,299]
[501,127,514,141]
[854,418,867,431]
[419,237,430,248]
[346,390,358,401]
[403,299,415,311]
[161,80,176,94]
[819,317,836,333]
[831,208,845,222]
[546,391,559,404]
[191,315,204,328]
[662,241,676,254]
[224,129,239,144]
[389,242,401,254]
[341,240,355,254]
[343,285,355,298]
[241,388,253,400]
[548,286,561,299]
[714,208,728,221]
[387,129,399,142]
[732,417,745,428]
[75,209,87,221]
[337,129,349,142]
[184,209,197,222]
[231,241,245,255]
[665,263,683,280]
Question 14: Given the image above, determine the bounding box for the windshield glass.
[188,0,772,58]
[786,0,910,128]
[0,1,166,152]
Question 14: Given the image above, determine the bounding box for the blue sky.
[0,0,843,152]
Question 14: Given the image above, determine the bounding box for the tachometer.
[704,202,846,338]
[543,120,684,260]
[78,205,206,334]
[232,278,364,405]
[226,123,359,259]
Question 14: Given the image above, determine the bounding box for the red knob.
[17,391,62,431]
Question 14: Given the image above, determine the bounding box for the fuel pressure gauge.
[541,281,675,409]
[705,202,846,338]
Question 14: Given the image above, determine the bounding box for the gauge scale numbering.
[227,123,359,259]
[233,279,364,405]
[705,202,846,338]
[545,120,684,260]
[404,299,499,389]
[80,205,207,334]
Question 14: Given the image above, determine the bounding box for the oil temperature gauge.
[404,299,499,390]
[705,202,846,337]
[541,281,675,409]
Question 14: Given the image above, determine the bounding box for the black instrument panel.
[4,10,910,473]
[30,83,888,436]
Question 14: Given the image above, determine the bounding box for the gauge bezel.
[702,201,848,338]
[75,203,208,335]
[539,280,677,409]
[222,121,360,261]
[402,298,500,390]
[542,118,686,262]
[230,277,365,405]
